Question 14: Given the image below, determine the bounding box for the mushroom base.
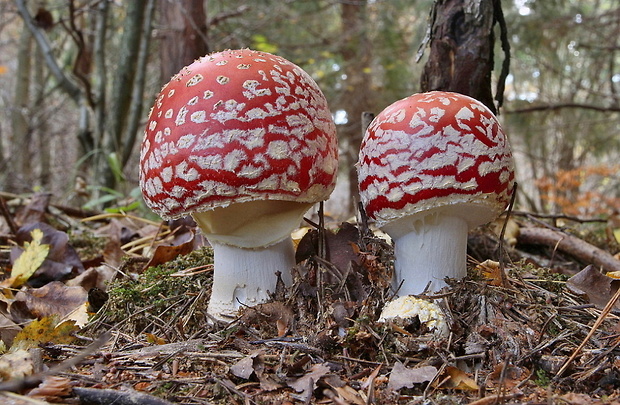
[388,213,468,295]
[207,237,295,322]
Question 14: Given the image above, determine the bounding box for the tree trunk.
[340,0,373,215]
[103,0,149,189]
[34,46,51,189]
[92,0,109,157]
[122,0,156,167]
[158,0,209,85]
[420,0,504,114]
[9,25,33,192]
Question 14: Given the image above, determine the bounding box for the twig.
[555,284,620,378]
[468,393,523,405]
[494,354,513,405]
[497,182,518,288]
[511,210,607,224]
[0,197,18,235]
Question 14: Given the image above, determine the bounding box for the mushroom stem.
[207,237,295,321]
[388,213,468,295]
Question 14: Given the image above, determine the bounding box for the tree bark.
[9,24,33,192]
[92,0,109,156]
[107,0,148,156]
[103,0,149,188]
[339,0,373,215]
[122,0,156,167]
[420,0,503,114]
[34,46,51,188]
[158,0,209,85]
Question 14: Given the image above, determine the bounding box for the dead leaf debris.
[1,193,620,403]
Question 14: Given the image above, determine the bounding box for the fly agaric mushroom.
[358,91,514,295]
[139,49,338,321]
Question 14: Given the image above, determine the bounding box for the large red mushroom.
[358,91,514,295]
[139,49,338,321]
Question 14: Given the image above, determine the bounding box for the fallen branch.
[518,227,620,273]
[72,387,175,405]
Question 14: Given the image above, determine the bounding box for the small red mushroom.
[358,91,514,295]
[139,49,338,321]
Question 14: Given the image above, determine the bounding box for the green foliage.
[82,185,145,215]
[251,34,278,54]
[534,368,551,387]
[106,152,125,186]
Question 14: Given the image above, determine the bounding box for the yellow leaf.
[11,317,77,351]
[614,228,620,244]
[145,333,166,345]
[10,229,50,287]
[0,65,7,75]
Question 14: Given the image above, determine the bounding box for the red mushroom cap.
[140,49,338,220]
[358,91,514,229]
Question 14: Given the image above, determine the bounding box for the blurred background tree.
[0,0,618,218]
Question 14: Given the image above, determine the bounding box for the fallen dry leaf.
[295,222,360,274]
[27,376,72,401]
[144,231,197,269]
[145,333,167,345]
[476,259,504,287]
[387,361,437,391]
[491,216,520,246]
[14,193,51,226]
[11,317,78,351]
[0,349,34,380]
[560,392,608,405]
[11,223,84,287]
[566,265,620,310]
[16,281,88,321]
[230,351,263,380]
[433,366,479,391]
[0,312,21,348]
[332,385,366,405]
[606,212,620,245]
[240,302,294,337]
[485,362,528,391]
[8,228,49,288]
[62,301,89,327]
[287,363,331,399]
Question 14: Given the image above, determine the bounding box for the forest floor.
[2,192,620,404]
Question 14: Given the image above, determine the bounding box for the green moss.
[100,247,214,334]
[534,368,551,387]
[68,230,108,263]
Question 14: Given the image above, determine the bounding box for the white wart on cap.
[139,49,338,320]
[358,91,514,295]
